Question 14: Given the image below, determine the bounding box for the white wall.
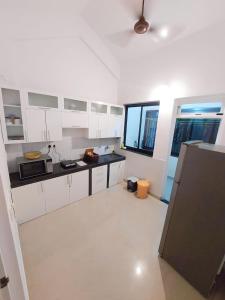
[118,21,225,197]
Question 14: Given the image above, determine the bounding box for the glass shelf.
[91,103,107,114]
[28,92,58,109]
[64,98,87,112]
[1,88,21,106]
[110,106,123,116]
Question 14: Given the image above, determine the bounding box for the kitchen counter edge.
[10,153,126,189]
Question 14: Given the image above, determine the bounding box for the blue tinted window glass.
[171,118,221,157]
[180,102,222,114]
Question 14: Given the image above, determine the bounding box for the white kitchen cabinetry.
[12,182,45,224]
[92,165,107,194]
[26,109,46,142]
[88,102,108,138]
[62,98,88,129]
[43,176,70,213]
[109,105,124,138]
[69,170,89,203]
[0,88,26,144]
[109,161,125,187]
[26,109,62,142]
[45,110,62,141]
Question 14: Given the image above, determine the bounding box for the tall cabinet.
[26,92,62,142]
[88,102,108,138]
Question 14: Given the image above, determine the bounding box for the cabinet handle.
[41,183,44,193]
[67,175,70,187]
[48,130,50,141]
[70,175,73,186]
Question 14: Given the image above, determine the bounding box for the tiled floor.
[19,184,224,300]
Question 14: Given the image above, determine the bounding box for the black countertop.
[10,153,126,189]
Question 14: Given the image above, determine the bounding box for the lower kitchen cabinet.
[69,170,89,203]
[43,175,70,213]
[12,182,45,224]
[11,160,125,224]
[109,161,125,187]
[92,165,107,194]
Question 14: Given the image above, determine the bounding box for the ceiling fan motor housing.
[134,16,150,34]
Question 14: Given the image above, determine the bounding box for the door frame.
[0,129,29,300]
[161,93,225,202]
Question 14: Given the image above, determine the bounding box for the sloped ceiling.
[1,0,225,66]
[82,0,225,62]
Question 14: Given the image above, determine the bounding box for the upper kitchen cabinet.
[26,109,62,142]
[0,88,26,144]
[108,105,124,138]
[88,102,108,139]
[27,92,59,109]
[62,98,89,128]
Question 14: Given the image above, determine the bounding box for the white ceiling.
[82,0,225,62]
[1,0,225,64]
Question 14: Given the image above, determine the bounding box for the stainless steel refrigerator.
[159,141,225,297]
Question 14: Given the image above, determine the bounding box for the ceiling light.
[135,263,143,276]
[160,27,169,38]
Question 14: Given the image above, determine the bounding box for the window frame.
[123,101,160,157]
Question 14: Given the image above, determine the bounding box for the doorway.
[161,100,224,203]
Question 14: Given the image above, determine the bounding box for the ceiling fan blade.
[107,30,135,48]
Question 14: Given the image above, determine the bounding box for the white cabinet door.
[88,113,99,138]
[26,109,46,142]
[92,165,107,194]
[109,161,125,187]
[12,182,45,224]
[109,115,124,137]
[43,176,70,213]
[45,110,62,141]
[69,170,89,203]
[99,114,109,138]
[62,111,88,128]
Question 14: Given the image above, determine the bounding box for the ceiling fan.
[134,0,150,34]
[107,0,160,47]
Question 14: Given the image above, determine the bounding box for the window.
[171,102,223,157]
[124,102,160,156]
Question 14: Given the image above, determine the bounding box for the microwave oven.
[17,154,53,180]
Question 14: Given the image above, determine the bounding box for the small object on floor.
[137,180,150,199]
[127,176,139,192]
[60,160,77,169]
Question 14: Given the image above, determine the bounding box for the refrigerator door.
[174,141,202,183]
[159,144,225,297]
